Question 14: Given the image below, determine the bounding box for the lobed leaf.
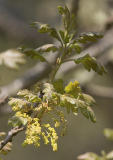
[31,22,50,33]
[17,89,41,103]
[0,49,25,69]
[79,94,96,106]
[74,54,106,75]
[20,47,47,62]
[80,106,96,123]
[70,43,82,54]
[64,81,81,98]
[31,22,61,42]
[36,44,58,53]
[77,32,103,44]
[8,116,28,127]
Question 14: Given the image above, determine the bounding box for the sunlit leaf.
[0,50,25,69]
[70,43,82,54]
[8,116,28,127]
[77,32,103,43]
[17,89,41,103]
[31,22,50,33]
[80,106,96,123]
[36,44,58,53]
[64,81,81,98]
[20,47,47,62]
[31,22,61,42]
[74,54,106,75]
[79,94,96,106]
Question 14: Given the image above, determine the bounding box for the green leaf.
[17,89,41,103]
[80,106,96,123]
[53,79,64,94]
[64,81,81,98]
[87,106,96,123]
[70,43,82,54]
[31,22,50,33]
[8,116,28,127]
[59,30,65,42]
[58,6,70,31]
[59,94,78,114]
[49,28,61,42]
[9,98,29,109]
[74,54,106,75]
[104,128,113,140]
[8,97,32,112]
[36,44,58,53]
[59,30,72,44]
[20,47,47,62]
[57,6,66,15]
[79,94,96,106]
[77,32,103,43]
[31,22,61,42]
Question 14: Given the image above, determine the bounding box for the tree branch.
[0,126,25,151]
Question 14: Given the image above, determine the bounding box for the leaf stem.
[50,44,67,82]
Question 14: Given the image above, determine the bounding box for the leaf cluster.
[1,4,107,154]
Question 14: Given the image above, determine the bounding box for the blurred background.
[0,0,113,160]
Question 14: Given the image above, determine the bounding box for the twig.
[0,126,25,150]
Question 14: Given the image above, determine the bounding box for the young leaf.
[80,106,96,123]
[31,22,50,33]
[58,6,70,31]
[57,6,66,15]
[36,44,58,53]
[8,116,28,127]
[74,54,106,75]
[64,81,81,98]
[59,94,78,114]
[0,49,25,69]
[77,32,103,43]
[87,106,96,123]
[70,43,82,54]
[53,79,64,94]
[17,89,41,103]
[31,22,61,42]
[20,47,47,62]
[79,94,96,106]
